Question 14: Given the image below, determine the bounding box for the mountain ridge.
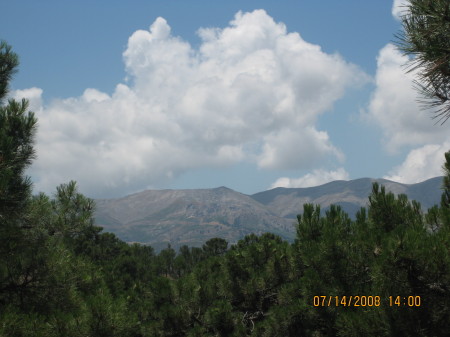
[94,176,443,250]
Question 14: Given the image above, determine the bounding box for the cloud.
[18,10,367,198]
[258,127,344,170]
[366,42,449,184]
[12,87,43,113]
[270,168,349,189]
[365,35,450,185]
[392,0,410,20]
[364,44,447,154]
[384,143,449,183]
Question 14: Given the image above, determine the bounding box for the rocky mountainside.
[251,177,443,219]
[94,186,294,251]
[94,177,443,250]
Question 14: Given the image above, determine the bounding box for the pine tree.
[0,41,38,308]
[0,41,19,105]
[395,0,450,122]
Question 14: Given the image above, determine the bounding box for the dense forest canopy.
[1,1,450,335]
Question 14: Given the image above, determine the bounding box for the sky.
[2,0,448,199]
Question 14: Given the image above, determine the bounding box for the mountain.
[94,186,294,251]
[251,177,443,219]
[94,177,443,251]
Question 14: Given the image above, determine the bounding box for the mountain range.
[94,176,443,251]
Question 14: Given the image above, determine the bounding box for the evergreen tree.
[202,237,228,257]
[395,0,450,122]
[0,41,38,309]
[0,41,19,105]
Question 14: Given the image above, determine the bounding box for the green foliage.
[203,237,228,257]
[0,40,19,104]
[158,244,176,277]
[291,169,450,336]
[395,0,450,122]
[0,41,40,316]
[0,98,36,220]
[50,180,96,239]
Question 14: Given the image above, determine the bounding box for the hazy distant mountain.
[94,177,443,251]
[94,186,294,251]
[251,177,443,219]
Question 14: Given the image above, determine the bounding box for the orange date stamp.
[313,296,421,307]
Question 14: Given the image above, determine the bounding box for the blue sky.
[2,0,448,198]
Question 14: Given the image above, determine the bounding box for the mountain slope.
[250,177,442,219]
[95,186,294,251]
[94,177,442,250]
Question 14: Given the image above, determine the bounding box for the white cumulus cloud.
[270,168,349,189]
[258,127,344,170]
[19,10,367,198]
[365,42,450,184]
[365,44,447,154]
[384,143,449,183]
